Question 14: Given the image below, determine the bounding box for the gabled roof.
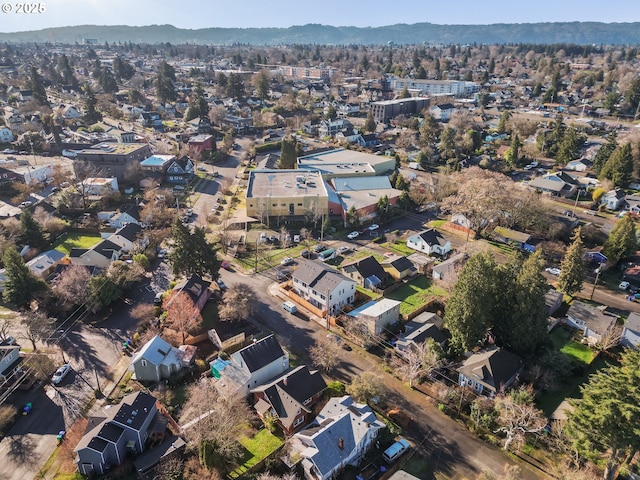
[293,259,354,294]
[92,239,122,259]
[342,256,387,282]
[567,300,617,335]
[118,204,141,221]
[113,222,142,242]
[387,256,414,272]
[416,228,448,247]
[172,273,211,304]
[457,348,523,393]
[237,334,285,373]
[112,392,157,431]
[130,335,182,367]
[251,365,326,429]
[294,395,384,478]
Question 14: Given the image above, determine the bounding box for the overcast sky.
[2,0,640,32]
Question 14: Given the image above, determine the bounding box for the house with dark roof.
[171,274,211,311]
[69,239,122,269]
[251,365,327,436]
[395,312,446,357]
[457,348,523,397]
[601,189,626,211]
[406,229,451,256]
[166,156,194,184]
[74,392,164,476]
[289,395,385,480]
[107,223,144,253]
[129,336,196,382]
[622,312,640,349]
[381,255,416,281]
[341,255,388,289]
[292,260,356,316]
[213,334,289,394]
[432,252,468,281]
[566,301,618,345]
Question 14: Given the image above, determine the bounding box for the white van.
[383,438,410,463]
[282,301,297,314]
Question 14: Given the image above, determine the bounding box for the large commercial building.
[370,97,430,124]
[297,149,395,176]
[389,78,479,97]
[246,170,328,220]
[74,142,152,181]
[277,65,337,80]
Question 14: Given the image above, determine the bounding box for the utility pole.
[590,264,603,300]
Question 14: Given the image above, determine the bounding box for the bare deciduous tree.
[309,336,342,373]
[53,265,91,306]
[395,338,444,387]
[218,284,257,322]
[180,380,253,471]
[347,372,386,404]
[163,291,202,344]
[20,311,54,351]
[494,385,547,452]
[596,324,623,352]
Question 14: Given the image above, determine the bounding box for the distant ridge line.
[1,21,639,45]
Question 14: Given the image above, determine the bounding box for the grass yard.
[53,233,102,255]
[383,240,415,256]
[385,275,448,316]
[427,219,447,229]
[230,429,284,478]
[549,328,595,364]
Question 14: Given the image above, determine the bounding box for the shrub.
[0,405,17,435]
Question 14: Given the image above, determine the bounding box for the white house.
[430,103,456,121]
[102,205,143,229]
[82,177,119,196]
[290,395,385,480]
[347,298,401,334]
[622,312,640,349]
[566,301,618,345]
[406,229,451,256]
[0,127,14,143]
[291,260,356,316]
[106,223,145,253]
[566,158,592,172]
[212,334,289,394]
[601,189,626,211]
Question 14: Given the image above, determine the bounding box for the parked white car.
[52,364,71,385]
[545,267,561,276]
[347,231,359,239]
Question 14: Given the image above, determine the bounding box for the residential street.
[218,267,546,479]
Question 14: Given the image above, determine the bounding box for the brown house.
[251,365,326,435]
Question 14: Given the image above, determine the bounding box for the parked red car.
[221,261,231,271]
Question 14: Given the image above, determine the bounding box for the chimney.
[338,437,344,450]
[283,376,288,386]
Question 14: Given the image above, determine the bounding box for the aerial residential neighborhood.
[1,6,640,480]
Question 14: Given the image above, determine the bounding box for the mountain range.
[2,22,639,45]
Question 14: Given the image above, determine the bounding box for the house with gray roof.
[457,348,523,397]
[622,312,640,349]
[290,395,385,480]
[251,365,327,436]
[566,301,618,345]
[528,172,579,197]
[213,334,289,395]
[75,392,164,476]
[348,298,401,335]
[129,336,196,382]
[292,260,356,316]
[69,239,122,269]
[26,249,66,279]
[107,223,144,253]
[395,312,446,355]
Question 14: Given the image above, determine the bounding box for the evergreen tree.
[445,252,499,352]
[592,132,617,176]
[100,67,118,93]
[82,84,102,123]
[495,252,549,354]
[419,114,441,146]
[112,55,135,81]
[505,134,521,164]
[399,86,411,99]
[2,248,48,307]
[557,228,585,296]
[602,214,637,265]
[497,110,511,133]
[566,349,640,480]
[556,126,583,165]
[169,219,220,279]
[185,82,209,121]
[19,210,46,249]
[28,66,49,107]
[600,143,634,189]
[363,111,376,133]
[156,61,177,104]
[225,73,245,99]
[87,275,122,312]
[278,137,298,169]
[254,70,270,100]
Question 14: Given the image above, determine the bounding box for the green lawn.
[428,219,447,229]
[385,275,448,316]
[53,233,103,255]
[549,328,595,364]
[230,429,284,478]
[200,302,220,330]
[383,240,415,256]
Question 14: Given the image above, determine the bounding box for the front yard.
[53,233,102,255]
[385,275,448,317]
